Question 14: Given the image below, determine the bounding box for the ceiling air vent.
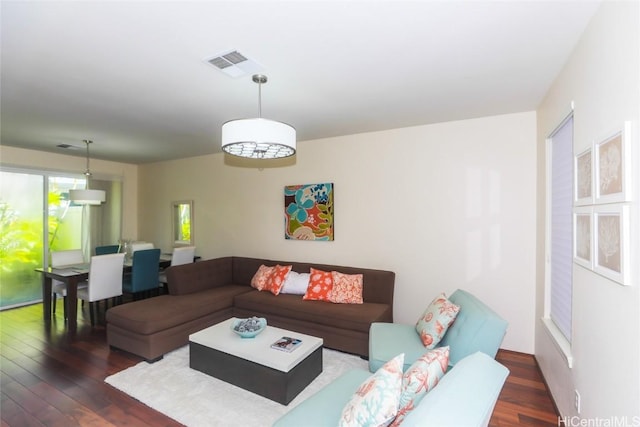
[206,50,264,78]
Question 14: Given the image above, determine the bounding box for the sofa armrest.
[401,352,509,427]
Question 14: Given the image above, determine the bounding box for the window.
[544,114,574,367]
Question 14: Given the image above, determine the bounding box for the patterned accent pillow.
[339,353,404,427]
[265,265,293,295]
[415,293,460,348]
[303,268,334,301]
[280,271,311,295]
[390,347,450,427]
[250,264,274,291]
[329,271,363,304]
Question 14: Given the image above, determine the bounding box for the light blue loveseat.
[273,289,509,427]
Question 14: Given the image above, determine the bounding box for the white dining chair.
[50,249,86,319]
[158,246,196,291]
[77,253,125,326]
[130,242,154,254]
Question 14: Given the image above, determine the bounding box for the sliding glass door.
[0,171,45,309]
[1,170,85,309]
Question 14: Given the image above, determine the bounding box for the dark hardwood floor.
[1,301,560,426]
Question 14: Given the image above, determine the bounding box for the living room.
[1,1,638,425]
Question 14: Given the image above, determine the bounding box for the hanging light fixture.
[221,74,296,159]
[69,139,106,205]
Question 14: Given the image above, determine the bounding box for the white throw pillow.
[280,271,310,295]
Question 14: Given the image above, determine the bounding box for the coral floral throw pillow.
[415,293,460,349]
[265,265,293,295]
[330,271,363,304]
[303,268,334,301]
[390,346,450,426]
[250,264,274,291]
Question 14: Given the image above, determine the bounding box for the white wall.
[535,1,640,421]
[139,111,537,353]
[0,145,139,239]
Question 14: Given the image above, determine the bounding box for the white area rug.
[105,346,368,427]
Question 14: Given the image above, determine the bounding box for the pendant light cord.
[83,139,93,177]
[257,79,262,118]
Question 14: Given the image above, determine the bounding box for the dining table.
[37,254,172,330]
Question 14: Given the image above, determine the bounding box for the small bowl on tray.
[231,317,267,338]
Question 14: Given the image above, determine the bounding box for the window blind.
[550,116,574,341]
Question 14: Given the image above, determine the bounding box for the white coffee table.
[189,317,324,405]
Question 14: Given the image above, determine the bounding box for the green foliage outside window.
[0,184,80,308]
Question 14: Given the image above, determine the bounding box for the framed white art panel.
[593,204,630,285]
[573,206,593,269]
[594,122,632,204]
[574,147,593,206]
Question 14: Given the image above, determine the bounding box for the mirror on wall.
[172,200,193,246]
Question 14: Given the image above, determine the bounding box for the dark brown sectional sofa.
[106,256,395,362]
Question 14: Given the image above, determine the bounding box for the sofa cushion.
[273,369,371,427]
[400,352,509,427]
[330,271,363,304]
[251,264,274,291]
[415,293,460,348]
[166,257,233,295]
[107,285,250,335]
[339,353,404,427]
[391,346,450,427]
[440,289,508,364]
[369,323,428,372]
[234,290,390,333]
[303,268,334,301]
[280,271,310,295]
[231,257,395,307]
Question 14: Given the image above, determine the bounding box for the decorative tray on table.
[231,317,267,338]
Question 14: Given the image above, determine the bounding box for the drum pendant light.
[221,74,296,159]
[69,140,106,205]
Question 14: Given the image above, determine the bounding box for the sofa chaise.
[106,256,395,361]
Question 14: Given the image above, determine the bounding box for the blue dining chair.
[96,244,120,255]
[122,248,161,300]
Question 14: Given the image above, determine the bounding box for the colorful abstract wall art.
[284,183,334,241]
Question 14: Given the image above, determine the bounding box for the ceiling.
[1,1,601,164]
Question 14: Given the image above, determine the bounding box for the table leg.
[67,277,79,330]
[42,275,52,325]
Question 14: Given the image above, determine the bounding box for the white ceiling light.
[221,74,296,159]
[69,139,106,205]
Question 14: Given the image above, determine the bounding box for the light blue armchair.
[369,289,508,371]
